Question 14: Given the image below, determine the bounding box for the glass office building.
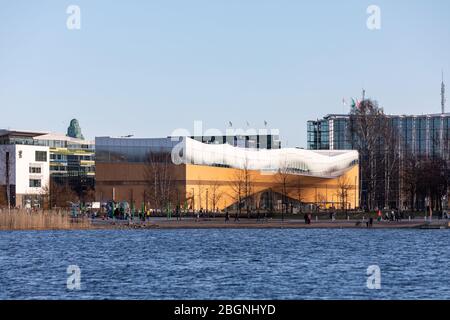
[34,133,95,194]
[188,134,282,150]
[0,129,95,201]
[308,113,450,210]
[308,113,450,158]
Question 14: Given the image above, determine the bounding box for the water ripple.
[0,229,449,299]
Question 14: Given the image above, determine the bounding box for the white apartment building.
[0,144,50,208]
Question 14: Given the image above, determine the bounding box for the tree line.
[142,151,355,216]
[349,99,449,212]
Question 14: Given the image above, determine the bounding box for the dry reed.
[0,209,91,231]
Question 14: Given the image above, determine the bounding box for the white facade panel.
[180,138,358,178]
[0,145,50,195]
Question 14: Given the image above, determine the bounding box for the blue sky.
[1,0,449,147]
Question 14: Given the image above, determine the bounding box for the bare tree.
[228,168,246,217]
[83,187,96,203]
[377,115,400,208]
[242,159,254,217]
[196,178,205,211]
[208,180,224,216]
[400,153,419,211]
[336,176,352,211]
[144,152,175,214]
[349,99,388,210]
[400,153,448,212]
[49,180,79,208]
[40,184,51,210]
[294,175,304,213]
[276,157,291,220]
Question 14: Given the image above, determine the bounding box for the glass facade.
[96,137,179,163]
[307,120,329,150]
[35,151,47,162]
[35,137,95,187]
[96,136,358,178]
[308,113,450,158]
[0,136,43,146]
[308,113,449,210]
[189,134,282,150]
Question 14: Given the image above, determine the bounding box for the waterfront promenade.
[1,209,448,230]
[91,217,448,230]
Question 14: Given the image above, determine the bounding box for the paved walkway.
[91,217,446,230]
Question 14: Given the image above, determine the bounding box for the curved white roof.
[180,137,358,178]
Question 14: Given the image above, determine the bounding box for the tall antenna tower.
[442,70,446,114]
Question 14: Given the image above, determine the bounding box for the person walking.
[225,210,229,222]
[175,205,180,221]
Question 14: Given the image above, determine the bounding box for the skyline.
[1,0,450,147]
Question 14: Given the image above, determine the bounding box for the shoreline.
[92,218,449,230]
[1,217,448,231]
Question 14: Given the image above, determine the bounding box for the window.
[35,151,47,162]
[29,179,41,188]
[29,166,41,174]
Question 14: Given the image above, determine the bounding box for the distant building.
[308,113,450,210]
[185,133,282,150]
[308,113,450,158]
[67,118,85,140]
[0,125,95,205]
[95,136,359,211]
[34,132,95,195]
[0,130,50,208]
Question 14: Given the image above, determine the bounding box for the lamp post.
[206,188,209,213]
[191,188,195,214]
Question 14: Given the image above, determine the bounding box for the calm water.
[0,229,449,300]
